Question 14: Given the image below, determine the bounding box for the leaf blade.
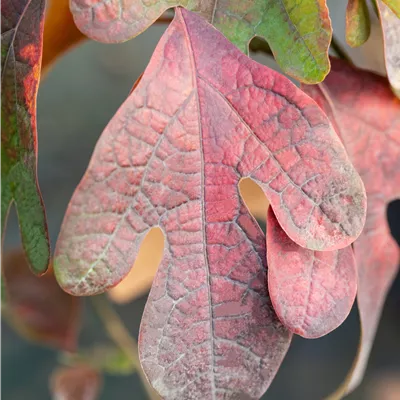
[346,0,371,47]
[377,0,400,97]
[70,0,332,83]
[55,10,366,398]
[1,0,50,275]
[303,58,400,395]
[267,207,357,339]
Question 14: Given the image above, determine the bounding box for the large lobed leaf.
[55,9,365,398]
[70,0,332,83]
[1,0,50,275]
[303,58,400,395]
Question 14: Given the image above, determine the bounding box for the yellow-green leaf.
[346,0,371,47]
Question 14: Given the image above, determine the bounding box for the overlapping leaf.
[70,0,332,83]
[50,365,102,400]
[2,249,81,351]
[303,58,400,395]
[377,0,400,96]
[1,0,50,275]
[346,0,371,47]
[55,9,366,398]
[266,208,357,339]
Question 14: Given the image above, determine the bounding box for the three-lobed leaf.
[2,249,81,351]
[303,58,400,395]
[70,0,332,83]
[55,9,366,398]
[1,0,50,275]
[267,207,357,339]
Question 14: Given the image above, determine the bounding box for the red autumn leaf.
[1,0,50,275]
[50,365,102,400]
[54,9,366,398]
[266,207,357,339]
[2,249,81,352]
[302,58,400,394]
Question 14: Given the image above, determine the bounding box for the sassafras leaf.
[1,0,50,275]
[303,58,400,396]
[55,10,366,399]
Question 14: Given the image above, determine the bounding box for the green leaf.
[1,0,50,275]
[346,0,371,47]
[70,0,332,83]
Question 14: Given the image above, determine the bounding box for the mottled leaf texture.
[55,10,366,398]
[303,58,400,395]
[70,0,332,83]
[2,249,81,351]
[50,365,102,400]
[42,0,86,73]
[1,0,50,274]
[377,0,400,97]
[267,208,357,339]
[346,0,371,47]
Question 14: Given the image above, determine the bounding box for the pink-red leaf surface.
[2,249,81,351]
[303,58,400,394]
[55,9,366,399]
[70,0,332,84]
[1,0,50,275]
[267,208,357,339]
[50,365,102,400]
